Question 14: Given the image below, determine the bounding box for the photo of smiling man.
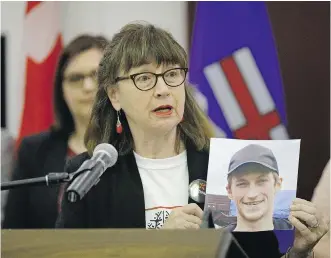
[225,144,292,232]
[205,138,300,232]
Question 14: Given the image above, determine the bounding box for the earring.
[116,111,123,134]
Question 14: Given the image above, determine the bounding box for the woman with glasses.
[56,22,214,230]
[3,34,108,229]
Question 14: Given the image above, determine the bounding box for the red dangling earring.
[116,111,123,134]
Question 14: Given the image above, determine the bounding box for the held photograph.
[205,138,301,232]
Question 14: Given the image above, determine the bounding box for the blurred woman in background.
[2,34,108,228]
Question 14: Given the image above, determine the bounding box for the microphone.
[66,143,118,203]
[189,179,215,228]
[188,179,206,203]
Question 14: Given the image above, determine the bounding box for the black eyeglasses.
[115,68,188,91]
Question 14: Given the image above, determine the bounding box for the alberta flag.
[189,2,289,140]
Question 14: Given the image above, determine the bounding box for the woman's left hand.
[289,198,330,255]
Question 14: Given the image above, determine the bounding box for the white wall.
[1,1,26,138]
[1,1,188,138]
[60,2,188,49]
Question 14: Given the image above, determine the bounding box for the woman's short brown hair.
[85,22,214,155]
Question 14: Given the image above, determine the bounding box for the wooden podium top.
[2,229,230,258]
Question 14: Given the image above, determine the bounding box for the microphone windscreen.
[93,143,118,168]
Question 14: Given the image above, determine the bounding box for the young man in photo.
[224,144,292,232]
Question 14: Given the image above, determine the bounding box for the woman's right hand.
[161,203,203,229]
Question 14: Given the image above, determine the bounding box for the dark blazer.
[56,141,210,228]
[2,130,70,229]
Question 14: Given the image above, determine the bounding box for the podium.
[1,229,248,258]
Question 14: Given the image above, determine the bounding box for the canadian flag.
[17,1,63,144]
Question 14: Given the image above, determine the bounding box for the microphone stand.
[1,158,98,191]
[1,169,90,191]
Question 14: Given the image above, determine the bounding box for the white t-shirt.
[134,150,189,229]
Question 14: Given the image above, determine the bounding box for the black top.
[2,130,70,229]
[230,231,283,258]
[56,140,210,228]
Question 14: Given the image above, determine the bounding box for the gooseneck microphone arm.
[0,166,94,191]
[1,173,71,191]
